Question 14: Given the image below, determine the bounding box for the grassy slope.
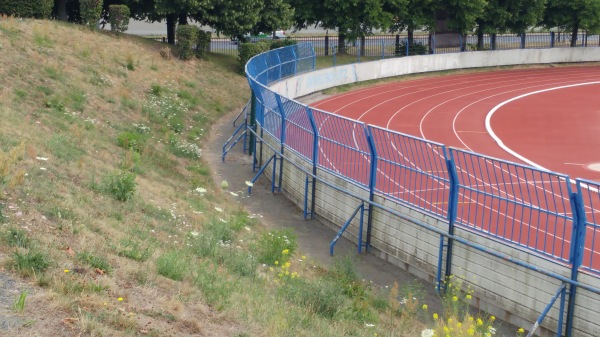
[0,18,460,337]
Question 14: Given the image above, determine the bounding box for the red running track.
[311,65,600,182]
[309,65,600,270]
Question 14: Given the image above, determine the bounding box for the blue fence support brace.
[275,95,286,192]
[330,203,365,255]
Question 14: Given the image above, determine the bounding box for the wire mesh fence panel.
[369,126,451,219]
[311,108,372,188]
[450,148,575,263]
[577,179,600,274]
[523,33,551,49]
[280,97,315,161]
[295,42,316,74]
[209,38,238,55]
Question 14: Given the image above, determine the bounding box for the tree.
[196,0,263,40]
[389,0,434,45]
[291,0,402,54]
[253,0,294,38]
[440,0,487,34]
[543,0,600,47]
[474,0,545,50]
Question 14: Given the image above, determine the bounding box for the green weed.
[101,171,136,201]
[12,250,51,276]
[46,134,85,161]
[255,229,297,265]
[193,261,231,310]
[156,250,189,281]
[3,227,31,248]
[117,131,146,153]
[12,290,28,313]
[117,237,154,262]
[77,251,112,274]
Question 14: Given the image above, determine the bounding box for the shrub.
[79,0,103,29]
[108,5,130,34]
[270,38,297,50]
[101,171,136,201]
[3,227,31,248]
[237,40,271,74]
[117,131,146,153]
[395,41,428,56]
[176,25,198,60]
[195,30,211,58]
[0,0,53,19]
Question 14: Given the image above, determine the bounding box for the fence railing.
[156,32,600,57]
[240,42,600,337]
[245,42,600,275]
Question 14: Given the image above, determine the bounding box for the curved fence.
[240,42,600,336]
[246,43,600,274]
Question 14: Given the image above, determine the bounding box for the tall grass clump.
[101,171,136,201]
[156,250,189,281]
[255,229,297,265]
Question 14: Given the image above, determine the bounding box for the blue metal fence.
[239,41,600,336]
[244,42,600,274]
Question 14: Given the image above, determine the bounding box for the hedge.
[195,30,211,58]
[109,4,130,34]
[0,0,53,19]
[176,25,198,60]
[80,0,102,28]
[237,40,272,74]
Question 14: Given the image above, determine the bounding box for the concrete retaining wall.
[258,48,600,336]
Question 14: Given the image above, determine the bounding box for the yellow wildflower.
[433,313,439,320]
[422,304,428,310]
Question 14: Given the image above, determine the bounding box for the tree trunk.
[360,36,365,56]
[491,33,497,50]
[477,22,484,50]
[178,13,188,25]
[57,0,68,21]
[407,27,414,46]
[570,22,579,47]
[338,32,347,54]
[167,13,177,45]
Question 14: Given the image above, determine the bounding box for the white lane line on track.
[484,81,600,172]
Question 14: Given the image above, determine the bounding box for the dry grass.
[0,17,501,337]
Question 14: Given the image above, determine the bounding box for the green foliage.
[117,131,146,153]
[279,278,343,318]
[156,250,188,281]
[108,5,130,34]
[254,229,297,265]
[77,251,112,273]
[0,0,53,19]
[117,237,154,262]
[395,41,428,56]
[101,171,136,201]
[269,38,297,50]
[176,25,198,60]
[2,227,31,248]
[195,30,211,58]
[193,261,232,310]
[79,0,103,28]
[12,290,28,313]
[46,135,85,161]
[12,250,51,276]
[237,41,271,74]
[0,204,6,223]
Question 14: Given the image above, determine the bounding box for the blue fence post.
[364,126,378,252]
[275,95,286,192]
[442,150,460,290]
[565,189,587,337]
[305,107,319,219]
[290,47,298,75]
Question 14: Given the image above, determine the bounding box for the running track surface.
[311,65,600,182]
[307,65,600,270]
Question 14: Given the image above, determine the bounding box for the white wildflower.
[421,329,434,337]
